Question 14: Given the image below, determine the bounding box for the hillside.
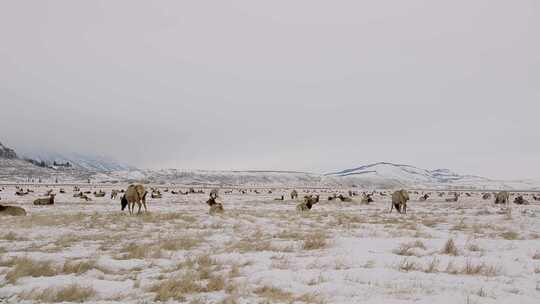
[19,151,135,173]
[325,162,537,190]
[1,141,538,189]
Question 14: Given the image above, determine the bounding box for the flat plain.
[0,186,539,304]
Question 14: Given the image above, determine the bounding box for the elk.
[390,190,409,214]
[206,189,224,214]
[34,194,55,205]
[0,204,27,216]
[296,195,320,211]
[121,184,148,215]
[419,194,429,201]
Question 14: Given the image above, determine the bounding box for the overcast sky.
[1,1,539,179]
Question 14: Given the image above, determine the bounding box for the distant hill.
[19,151,135,173]
[325,162,539,190]
[1,141,538,189]
[0,141,17,159]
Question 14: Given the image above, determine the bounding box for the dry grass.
[398,258,421,272]
[424,257,440,273]
[5,257,57,284]
[54,233,82,248]
[0,231,27,241]
[302,231,328,250]
[533,251,540,260]
[254,285,294,302]
[500,231,520,240]
[149,271,204,302]
[61,260,96,275]
[475,287,487,297]
[20,284,96,303]
[207,274,226,292]
[466,243,483,252]
[441,238,459,256]
[117,242,162,260]
[393,240,426,256]
[158,236,201,251]
[451,218,468,231]
[461,259,500,276]
[227,237,293,253]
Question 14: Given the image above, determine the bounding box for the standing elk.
[391,190,409,214]
[121,184,148,215]
[206,189,224,214]
[494,191,510,206]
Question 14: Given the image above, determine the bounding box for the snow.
[1,185,540,303]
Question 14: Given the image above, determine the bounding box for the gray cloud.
[1,0,539,180]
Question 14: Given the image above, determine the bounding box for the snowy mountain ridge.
[19,151,135,173]
[0,140,538,189]
[325,162,537,190]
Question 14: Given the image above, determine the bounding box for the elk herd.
[0,183,539,217]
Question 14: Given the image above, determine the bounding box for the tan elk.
[121,184,148,214]
[391,190,409,214]
[296,195,319,211]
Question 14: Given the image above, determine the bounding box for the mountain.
[19,151,135,173]
[0,142,93,182]
[102,169,330,187]
[0,141,17,159]
[325,162,537,190]
[1,142,538,190]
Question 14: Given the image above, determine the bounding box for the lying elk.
[338,194,352,202]
[514,195,529,205]
[419,194,429,201]
[274,195,284,201]
[94,190,106,198]
[34,194,55,205]
[15,189,29,196]
[360,193,373,204]
[296,195,320,211]
[0,204,27,216]
[151,190,162,199]
[482,193,492,200]
[121,184,148,215]
[445,193,459,202]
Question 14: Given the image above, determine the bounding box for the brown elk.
[34,194,55,205]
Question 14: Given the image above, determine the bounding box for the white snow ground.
[0,185,540,303]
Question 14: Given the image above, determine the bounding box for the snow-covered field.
[1,185,540,303]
